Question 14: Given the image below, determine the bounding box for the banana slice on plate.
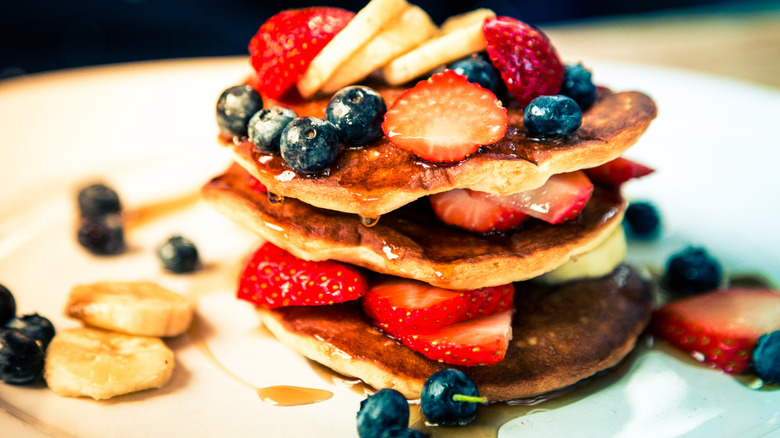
[66,281,193,337]
[45,327,175,400]
[536,225,628,284]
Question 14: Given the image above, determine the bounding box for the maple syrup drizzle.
[359,215,380,227]
[268,192,284,204]
[123,191,201,228]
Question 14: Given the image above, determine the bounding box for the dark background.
[0,0,749,79]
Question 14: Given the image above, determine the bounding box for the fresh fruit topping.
[523,95,582,139]
[382,70,508,162]
[362,278,514,330]
[447,52,501,95]
[665,246,723,295]
[44,327,175,399]
[356,388,410,438]
[66,281,193,337]
[387,309,513,366]
[421,369,482,426]
[652,288,780,374]
[248,106,298,153]
[7,313,56,350]
[561,63,597,109]
[473,171,594,224]
[429,188,529,233]
[483,16,564,108]
[216,85,264,137]
[247,173,268,194]
[326,86,387,146]
[249,7,355,99]
[280,116,341,174]
[624,201,661,239]
[379,429,427,438]
[77,214,126,255]
[537,224,626,284]
[237,242,367,308]
[0,284,16,326]
[78,183,121,218]
[0,328,45,385]
[584,157,655,187]
[753,331,780,384]
[158,235,201,274]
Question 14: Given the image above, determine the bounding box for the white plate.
[0,58,778,438]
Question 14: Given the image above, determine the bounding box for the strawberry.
[382,70,508,162]
[388,309,514,366]
[249,8,354,99]
[237,242,367,308]
[483,16,564,108]
[247,173,268,194]
[362,278,514,330]
[652,288,780,374]
[584,157,655,187]
[429,188,530,233]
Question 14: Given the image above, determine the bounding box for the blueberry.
[216,85,263,137]
[447,53,500,94]
[6,314,56,350]
[280,117,340,174]
[753,331,780,384]
[379,429,427,438]
[0,328,45,385]
[248,106,298,153]
[523,95,582,139]
[421,369,480,426]
[326,86,387,146]
[356,388,410,438]
[77,214,126,255]
[561,63,597,109]
[78,183,121,218]
[665,246,722,295]
[0,284,15,326]
[624,201,661,239]
[158,235,200,273]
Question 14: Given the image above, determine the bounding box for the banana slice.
[321,5,437,94]
[45,327,174,400]
[536,225,628,284]
[66,281,193,337]
[297,0,409,98]
[382,8,495,85]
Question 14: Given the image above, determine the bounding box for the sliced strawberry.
[652,288,780,374]
[429,188,530,233]
[584,157,655,187]
[388,310,513,366]
[362,278,514,330]
[483,16,564,108]
[247,173,268,194]
[237,242,367,308]
[249,8,354,99]
[382,70,508,163]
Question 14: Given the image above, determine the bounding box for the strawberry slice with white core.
[584,157,655,187]
[362,278,514,330]
[652,288,780,374]
[382,70,508,163]
[388,309,514,366]
[429,188,530,233]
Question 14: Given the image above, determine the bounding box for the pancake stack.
[202,2,657,402]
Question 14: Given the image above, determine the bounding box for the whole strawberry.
[483,16,564,108]
[249,8,354,100]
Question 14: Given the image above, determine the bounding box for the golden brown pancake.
[257,265,654,401]
[222,87,656,218]
[202,163,626,290]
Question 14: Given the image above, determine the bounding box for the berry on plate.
[753,331,780,384]
[382,70,508,163]
[158,235,200,274]
[0,284,16,326]
[483,16,564,108]
[584,157,655,187]
[237,242,367,308]
[356,388,410,438]
[0,328,45,385]
[280,116,341,174]
[652,288,780,374]
[77,183,122,218]
[664,246,723,295]
[6,314,56,350]
[77,214,126,256]
[326,86,387,146]
[624,201,661,239]
[523,95,583,139]
[429,188,530,234]
[421,369,481,426]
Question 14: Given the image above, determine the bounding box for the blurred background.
[1,0,778,82]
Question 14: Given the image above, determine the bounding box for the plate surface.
[0,58,778,438]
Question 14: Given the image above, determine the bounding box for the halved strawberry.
[429,189,530,233]
[249,8,354,99]
[382,70,508,162]
[388,309,514,366]
[483,16,564,108]
[237,242,367,308]
[584,157,655,187]
[362,278,514,330]
[652,288,780,374]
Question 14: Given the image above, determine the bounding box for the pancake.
[222,87,656,218]
[257,265,654,401]
[202,163,626,290]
